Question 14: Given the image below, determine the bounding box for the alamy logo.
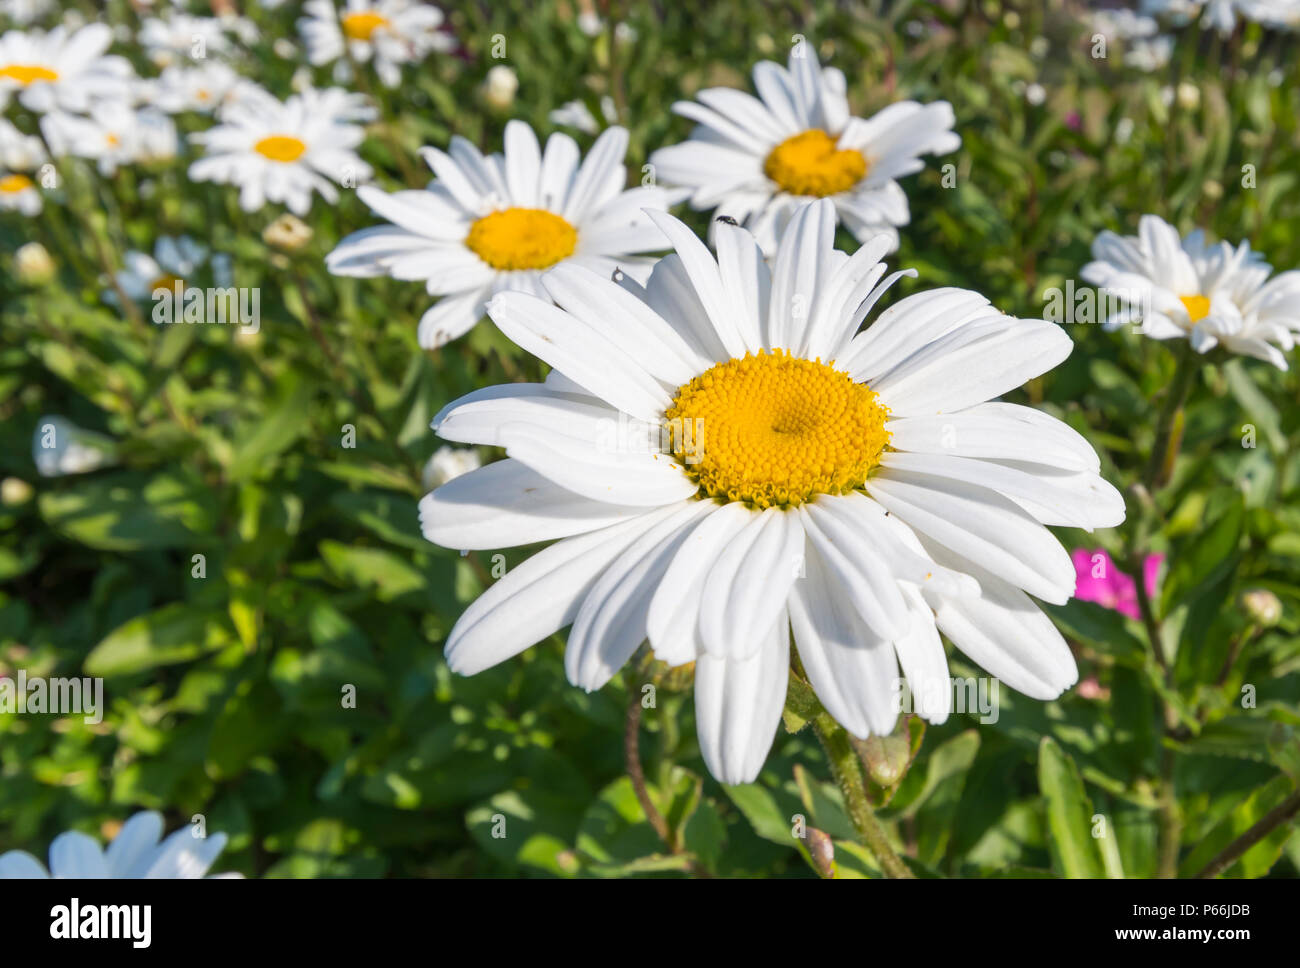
[50,899,151,949]
[151,281,260,334]
[0,671,103,725]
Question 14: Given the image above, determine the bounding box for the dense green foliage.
[2,0,1298,877]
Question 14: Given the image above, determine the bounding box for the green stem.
[1196,790,1300,878]
[812,713,913,879]
[1144,343,1198,491]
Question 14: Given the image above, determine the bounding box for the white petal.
[566,501,715,690]
[885,402,1101,472]
[104,811,164,878]
[488,291,671,421]
[445,508,679,675]
[498,422,696,507]
[788,545,901,738]
[0,851,49,878]
[420,458,648,549]
[646,502,755,665]
[872,318,1073,416]
[48,831,109,878]
[699,508,805,658]
[766,198,836,351]
[800,503,910,639]
[695,613,791,784]
[866,469,1075,604]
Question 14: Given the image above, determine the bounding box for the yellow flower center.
[0,174,33,193]
[1180,294,1210,323]
[764,129,867,197]
[254,135,308,163]
[149,273,183,294]
[0,64,59,86]
[465,207,578,271]
[665,350,891,509]
[342,11,390,41]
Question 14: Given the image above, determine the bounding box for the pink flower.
[1071,549,1163,620]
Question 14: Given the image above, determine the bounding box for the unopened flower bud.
[263,213,313,251]
[1241,589,1282,628]
[15,241,55,284]
[482,65,518,111]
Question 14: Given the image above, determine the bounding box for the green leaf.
[39,471,217,551]
[1160,497,1244,616]
[1179,774,1297,878]
[1038,737,1105,878]
[85,603,238,676]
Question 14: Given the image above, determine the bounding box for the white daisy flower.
[422,444,481,490]
[150,61,243,114]
[112,235,208,303]
[0,24,133,113]
[1081,214,1300,370]
[0,0,54,27]
[648,45,960,255]
[0,117,44,169]
[0,811,238,878]
[41,104,178,174]
[1142,0,1300,33]
[31,414,119,477]
[188,85,372,215]
[549,95,617,134]
[0,167,39,213]
[420,199,1124,784]
[137,13,233,68]
[326,120,678,349]
[298,0,453,89]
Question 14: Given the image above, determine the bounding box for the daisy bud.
[1241,589,1282,628]
[262,213,313,251]
[14,241,54,284]
[482,65,518,111]
[422,446,482,491]
[1,477,33,506]
[31,416,119,478]
[805,827,835,878]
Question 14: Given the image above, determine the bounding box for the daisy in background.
[0,0,54,26]
[421,199,1123,784]
[137,12,233,67]
[1081,214,1300,369]
[0,117,44,214]
[42,104,178,175]
[0,24,133,113]
[148,60,244,114]
[188,85,372,215]
[0,811,238,878]
[549,95,618,134]
[0,167,40,213]
[108,236,209,306]
[298,0,453,88]
[648,44,959,255]
[1142,0,1300,33]
[327,120,679,349]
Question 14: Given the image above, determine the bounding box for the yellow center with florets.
[342,11,390,41]
[0,64,58,86]
[665,350,891,509]
[763,129,867,197]
[254,135,308,163]
[465,207,578,271]
[0,174,34,193]
[1180,294,1210,323]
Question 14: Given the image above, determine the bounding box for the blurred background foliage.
[1,0,1298,877]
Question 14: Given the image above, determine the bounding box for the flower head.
[1071,548,1162,620]
[1081,214,1300,369]
[0,24,133,113]
[421,199,1123,784]
[327,120,679,349]
[648,45,959,255]
[188,84,372,214]
[0,811,237,879]
[298,0,453,88]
